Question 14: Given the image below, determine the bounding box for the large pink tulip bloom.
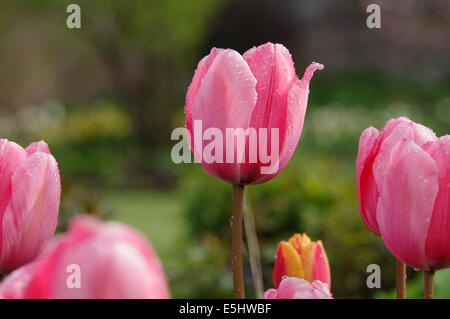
[377,135,450,271]
[185,42,323,185]
[263,277,332,299]
[356,117,437,235]
[0,139,60,272]
[0,216,170,299]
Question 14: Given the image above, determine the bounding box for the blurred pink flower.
[356,117,437,235]
[185,42,323,185]
[377,135,450,271]
[263,277,332,299]
[0,139,60,272]
[0,216,170,299]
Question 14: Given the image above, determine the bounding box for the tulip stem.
[424,270,435,299]
[232,184,245,299]
[396,260,406,299]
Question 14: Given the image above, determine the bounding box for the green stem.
[396,260,406,299]
[231,184,245,299]
[243,189,263,298]
[424,270,435,299]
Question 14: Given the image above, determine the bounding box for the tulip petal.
[310,280,333,298]
[277,277,311,299]
[38,238,167,298]
[0,140,28,263]
[241,44,298,184]
[377,139,439,270]
[275,62,322,181]
[287,233,310,255]
[312,241,331,286]
[0,140,27,221]
[190,49,257,183]
[185,48,223,160]
[70,216,169,288]
[0,262,37,299]
[299,240,315,282]
[0,152,61,271]
[242,61,322,184]
[272,241,304,288]
[23,216,170,299]
[301,63,324,85]
[263,278,333,299]
[373,119,437,191]
[424,136,450,269]
[276,277,332,299]
[277,78,309,172]
[356,127,381,235]
[244,43,296,131]
[25,141,51,155]
[262,288,278,299]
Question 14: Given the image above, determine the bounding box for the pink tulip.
[263,277,332,299]
[356,117,437,235]
[377,135,450,271]
[185,42,323,184]
[0,216,170,299]
[0,139,61,272]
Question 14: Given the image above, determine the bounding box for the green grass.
[98,189,187,269]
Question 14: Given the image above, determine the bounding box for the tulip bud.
[0,139,61,272]
[272,233,330,288]
[185,42,323,185]
[0,216,170,299]
[264,277,332,299]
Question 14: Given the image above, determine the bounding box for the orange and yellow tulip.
[273,233,330,288]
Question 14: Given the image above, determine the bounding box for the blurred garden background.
[0,0,449,298]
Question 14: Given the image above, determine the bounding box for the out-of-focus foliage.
[0,0,223,143]
[376,268,450,299]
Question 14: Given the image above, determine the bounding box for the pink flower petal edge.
[263,277,332,299]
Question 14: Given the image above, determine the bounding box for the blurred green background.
[0,0,449,298]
